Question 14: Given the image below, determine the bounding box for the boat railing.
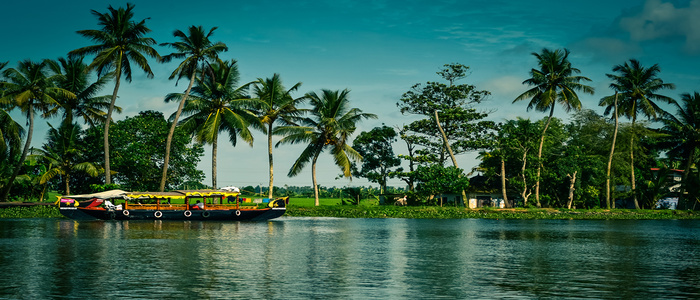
[118,203,263,211]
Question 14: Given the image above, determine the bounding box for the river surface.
[0,217,698,299]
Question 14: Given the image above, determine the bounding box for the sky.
[3,0,700,190]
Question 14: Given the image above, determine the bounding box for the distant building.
[651,168,683,210]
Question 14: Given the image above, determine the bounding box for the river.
[0,218,698,299]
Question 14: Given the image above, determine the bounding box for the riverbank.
[1,203,699,220]
[286,206,700,220]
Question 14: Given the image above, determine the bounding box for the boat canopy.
[125,190,239,199]
[62,189,240,201]
[61,189,129,200]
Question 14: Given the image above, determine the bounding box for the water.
[0,218,698,299]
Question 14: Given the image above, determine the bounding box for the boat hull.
[60,207,286,221]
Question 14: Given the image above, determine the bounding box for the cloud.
[571,37,642,63]
[619,0,700,54]
[481,75,524,99]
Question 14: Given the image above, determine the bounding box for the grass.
[285,205,700,220]
[0,205,63,218]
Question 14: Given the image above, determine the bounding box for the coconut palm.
[44,56,117,127]
[170,59,262,189]
[158,25,228,192]
[0,107,23,157]
[0,107,24,195]
[659,92,700,209]
[30,122,99,195]
[606,59,675,209]
[277,89,377,206]
[513,48,594,207]
[0,59,74,201]
[69,3,160,185]
[0,60,23,156]
[251,74,305,198]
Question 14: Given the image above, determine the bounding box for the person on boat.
[191,200,204,210]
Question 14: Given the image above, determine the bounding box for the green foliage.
[89,183,122,193]
[0,205,63,218]
[286,206,700,219]
[397,63,497,166]
[278,89,376,205]
[83,111,204,191]
[30,121,99,195]
[351,125,402,193]
[411,165,469,201]
[0,59,74,201]
[174,59,262,188]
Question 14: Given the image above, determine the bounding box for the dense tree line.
[1,3,698,210]
[351,54,697,210]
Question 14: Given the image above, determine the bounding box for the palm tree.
[30,122,99,195]
[0,107,23,158]
[251,74,305,198]
[606,59,675,209]
[158,25,228,192]
[513,48,594,207]
[659,92,700,209]
[0,107,24,195]
[69,3,160,185]
[0,59,74,201]
[45,56,117,127]
[277,89,377,206]
[170,60,262,189]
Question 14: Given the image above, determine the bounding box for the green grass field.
[287,197,379,207]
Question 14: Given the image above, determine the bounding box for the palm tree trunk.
[606,92,619,209]
[160,71,196,192]
[267,122,274,199]
[312,153,320,206]
[434,110,468,205]
[567,171,577,209]
[212,134,218,189]
[0,108,34,202]
[501,154,509,208]
[535,105,556,208]
[521,150,530,206]
[631,117,640,209]
[104,60,123,185]
[65,173,71,195]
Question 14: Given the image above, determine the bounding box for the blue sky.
[3,0,700,189]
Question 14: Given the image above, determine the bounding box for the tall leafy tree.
[398,63,495,166]
[486,118,540,207]
[659,92,700,209]
[69,3,160,185]
[30,122,99,195]
[251,74,305,198]
[351,125,402,194]
[398,63,496,203]
[0,60,74,201]
[605,59,675,209]
[513,48,594,207]
[45,56,116,127]
[159,25,228,192]
[172,60,262,189]
[278,89,376,206]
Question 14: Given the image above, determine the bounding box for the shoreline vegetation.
[1,202,698,220]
